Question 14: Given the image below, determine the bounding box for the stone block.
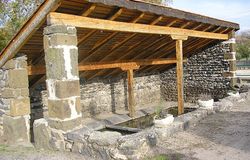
[88,131,121,146]
[223,71,235,78]
[21,88,29,97]
[48,116,82,132]
[230,43,236,52]
[33,118,52,150]
[48,97,81,119]
[224,53,235,60]
[44,34,77,50]
[0,88,21,98]
[54,80,80,98]
[2,57,27,70]
[44,25,76,35]
[33,118,66,151]
[45,47,79,80]
[2,59,16,70]
[3,115,30,145]
[67,126,92,142]
[7,98,30,117]
[229,61,237,71]
[6,69,28,88]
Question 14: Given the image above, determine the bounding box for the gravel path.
[152,97,250,160]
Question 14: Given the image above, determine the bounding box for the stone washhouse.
[0,0,239,158]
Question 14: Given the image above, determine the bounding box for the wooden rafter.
[80,12,146,79]
[29,6,123,87]
[141,25,222,73]
[89,18,183,79]
[31,3,97,65]
[78,7,123,49]
[48,12,229,40]
[81,4,96,16]
[0,0,61,67]
[122,22,200,75]
[78,8,134,63]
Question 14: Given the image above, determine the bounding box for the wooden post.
[127,69,135,118]
[176,39,184,115]
[171,35,188,115]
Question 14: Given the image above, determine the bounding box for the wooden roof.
[0,0,239,87]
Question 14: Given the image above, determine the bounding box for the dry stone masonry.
[161,43,231,102]
[0,55,31,145]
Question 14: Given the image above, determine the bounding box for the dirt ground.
[151,97,250,160]
[1,96,250,160]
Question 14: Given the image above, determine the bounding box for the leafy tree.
[236,30,250,60]
[237,43,250,60]
[0,0,41,52]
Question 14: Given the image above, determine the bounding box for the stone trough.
[33,91,249,160]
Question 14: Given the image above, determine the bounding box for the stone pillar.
[44,25,82,132]
[0,55,31,145]
[223,31,237,87]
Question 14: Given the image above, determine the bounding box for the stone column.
[44,25,82,132]
[224,31,237,87]
[0,55,31,145]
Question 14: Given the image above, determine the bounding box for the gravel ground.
[151,97,250,160]
[0,145,89,160]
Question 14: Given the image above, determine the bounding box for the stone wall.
[80,73,162,117]
[161,43,231,102]
[0,55,31,144]
[31,73,162,118]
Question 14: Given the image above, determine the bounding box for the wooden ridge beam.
[48,12,229,40]
[28,58,186,76]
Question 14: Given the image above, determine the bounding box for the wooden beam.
[174,39,184,115]
[127,69,135,117]
[28,58,185,75]
[32,2,97,65]
[48,12,229,40]
[81,4,96,16]
[81,13,147,79]
[141,25,218,73]
[79,8,139,63]
[87,17,180,80]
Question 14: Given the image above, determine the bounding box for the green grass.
[144,154,169,160]
[0,144,8,152]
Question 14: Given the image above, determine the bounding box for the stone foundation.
[33,91,249,159]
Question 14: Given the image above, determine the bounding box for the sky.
[172,0,250,32]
